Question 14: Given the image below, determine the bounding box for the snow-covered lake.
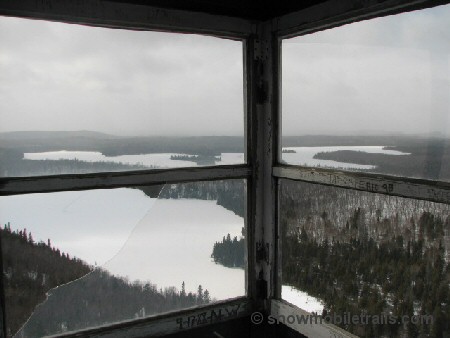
[5,145,404,318]
[23,151,245,167]
[0,189,152,265]
[104,198,245,299]
[216,152,245,165]
[24,151,199,168]
[0,186,327,323]
[24,145,409,170]
[282,146,409,169]
[0,189,244,300]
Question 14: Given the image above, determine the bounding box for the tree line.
[18,270,210,337]
[1,224,92,337]
[280,180,450,338]
[0,148,148,177]
[211,233,245,268]
[282,225,449,337]
[2,223,210,337]
[313,138,450,180]
[143,180,245,218]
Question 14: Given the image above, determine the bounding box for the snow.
[0,190,245,300]
[282,146,410,169]
[24,151,197,168]
[216,153,245,165]
[104,199,245,299]
[0,189,153,266]
[282,285,325,314]
[5,145,412,304]
[23,145,407,170]
[24,150,247,167]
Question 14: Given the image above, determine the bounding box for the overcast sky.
[0,4,449,137]
[0,18,244,136]
[283,4,450,136]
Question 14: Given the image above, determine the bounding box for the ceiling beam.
[275,0,449,38]
[0,0,254,39]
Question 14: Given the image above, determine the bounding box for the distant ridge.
[0,130,119,140]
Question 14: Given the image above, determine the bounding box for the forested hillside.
[16,270,209,337]
[281,181,450,337]
[1,224,92,337]
[313,139,450,180]
[207,179,450,337]
[140,180,245,218]
[2,224,209,337]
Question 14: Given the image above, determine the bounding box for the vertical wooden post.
[0,230,6,338]
[248,20,281,312]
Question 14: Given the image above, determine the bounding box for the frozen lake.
[0,188,152,265]
[24,151,198,168]
[23,151,245,167]
[104,198,245,299]
[4,145,401,321]
[0,189,244,300]
[24,145,409,170]
[1,186,326,327]
[282,145,409,169]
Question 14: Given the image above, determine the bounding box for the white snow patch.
[282,285,324,313]
[216,153,245,165]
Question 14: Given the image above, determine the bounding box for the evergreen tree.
[197,285,203,304]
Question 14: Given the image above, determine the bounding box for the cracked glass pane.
[0,179,246,337]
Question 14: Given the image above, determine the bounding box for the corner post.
[248,20,281,312]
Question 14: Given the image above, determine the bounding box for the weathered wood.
[0,231,6,338]
[246,33,261,306]
[273,34,283,303]
[50,297,250,338]
[249,20,280,310]
[162,316,251,338]
[244,38,256,303]
[271,299,358,338]
[273,165,450,204]
[0,165,251,196]
[0,0,253,39]
[275,0,449,39]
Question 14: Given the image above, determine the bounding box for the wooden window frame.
[272,0,450,336]
[0,3,255,336]
[0,0,449,337]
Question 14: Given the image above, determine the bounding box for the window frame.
[0,3,255,336]
[1,0,449,337]
[273,1,450,336]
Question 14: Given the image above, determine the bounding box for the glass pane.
[280,179,450,337]
[0,17,244,177]
[282,4,450,181]
[0,180,246,336]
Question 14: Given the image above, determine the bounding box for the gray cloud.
[0,17,244,136]
[1,4,449,138]
[283,4,450,136]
